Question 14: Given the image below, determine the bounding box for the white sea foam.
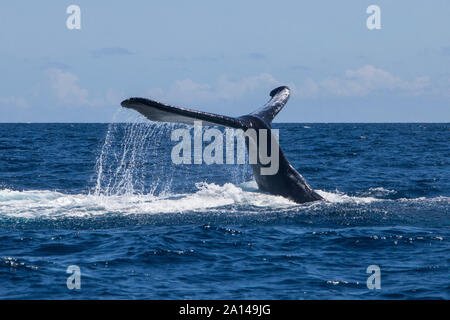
[1,184,448,219]
[362,187,397,197]
[315,189,379,204]
[0,182,292,218]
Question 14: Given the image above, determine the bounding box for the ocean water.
[0,120,448,299]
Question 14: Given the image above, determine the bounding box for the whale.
[121,86,323,203]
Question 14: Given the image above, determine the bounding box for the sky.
[0,0,449,122]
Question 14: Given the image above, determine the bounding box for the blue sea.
[0,120,449,299]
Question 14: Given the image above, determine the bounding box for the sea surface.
[0,120,449,299]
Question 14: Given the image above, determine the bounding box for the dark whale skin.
[238,114,323,203]
[121,86,323,204]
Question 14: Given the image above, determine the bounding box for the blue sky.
[0,0,449,122]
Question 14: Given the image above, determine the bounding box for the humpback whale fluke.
[121,86,323,204]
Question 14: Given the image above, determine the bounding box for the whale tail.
[121,86,323,204]
[120,86,290,128]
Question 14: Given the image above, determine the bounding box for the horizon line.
[0,121,449,124]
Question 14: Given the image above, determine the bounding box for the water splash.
[226,145,253,185]
[92,111,175,196]
[93,112,253,196]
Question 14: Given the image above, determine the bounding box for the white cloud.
[45,68,90,105]
[147,66,431,104]
[34,66,434,112]
[147,73,279,104]
[169,78,213,102]
[291,78,319,98]
[215,73,279,99]
[292,65,430,98]
[44,68,122,107]
[0,96,28,108]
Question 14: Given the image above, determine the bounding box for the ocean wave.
[0,183,449,219]
[316,189,379,204]
[0,182,291,218]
